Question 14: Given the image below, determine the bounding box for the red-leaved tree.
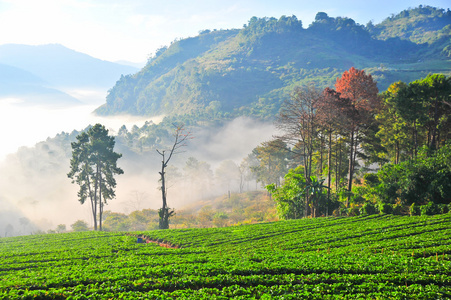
[335,67,379,206]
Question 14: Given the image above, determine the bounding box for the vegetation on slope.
[96,6,451,119]
[1,214,450,298]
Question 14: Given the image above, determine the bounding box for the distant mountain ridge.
[96,5,451,119]
[0,44,139,106]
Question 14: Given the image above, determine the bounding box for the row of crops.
[1,214,450,299]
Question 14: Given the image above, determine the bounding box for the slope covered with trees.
[261,70,450,220]
[96,6,451,119]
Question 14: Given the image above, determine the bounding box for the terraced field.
[1,214,451,299]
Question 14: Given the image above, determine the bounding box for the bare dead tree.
[156,124,192,229]
[275,85,322,217]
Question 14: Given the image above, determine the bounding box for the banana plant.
[304,176,329,217]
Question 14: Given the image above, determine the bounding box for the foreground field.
[1,214,451,299]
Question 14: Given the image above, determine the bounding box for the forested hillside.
[96,6,451,119]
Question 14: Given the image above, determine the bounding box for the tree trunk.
[159,152,169,229]
[429,94,439,150]
[413,120,418,158]
[327,130,332,216]
[346,130,355,208]
[99,167,103,231]
[336,136,340,192]
[86,170,97,231]
[319,135,324,177]
[93,165,99,231]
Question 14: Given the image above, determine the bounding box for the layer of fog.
[0,114,276,236]
[0,89,157,162]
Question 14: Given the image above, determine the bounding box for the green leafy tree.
[251,139,291,187]
[71,220,89,232]
[376,81,410,164]
[416,74,451,150]
[266,166,306,219]
[375,144,451,205]
[56,224,66,233]
[68,124,124,231]
[391,74,451,156]
[392,80,429,157]
[102,211,130,231]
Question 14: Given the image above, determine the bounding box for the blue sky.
[0,0,449,63]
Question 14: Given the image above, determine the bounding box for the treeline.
[255,69,450,219]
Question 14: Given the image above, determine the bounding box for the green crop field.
[1,214,451,299]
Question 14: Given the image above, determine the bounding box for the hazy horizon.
[0,88,154,162]
[0,1,449,63]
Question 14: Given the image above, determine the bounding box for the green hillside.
[1,214,451,299]
[96,6,451,119]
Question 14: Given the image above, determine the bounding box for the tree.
[215,160,240,197]
[376,81,410,164]
[240,154,259,191]
[277,85,321,181]
[276,84,324,215]
[375,144,451,205]
[317,88,347,200]
[415,74,451,150]
[68,124,123,231]
[390,75,451,156]
[335,67,379,206]
[183,157,213,200]
[304,176,329,217]
[4,224,14,237]
[71,220,89,232]
[56,224,66,233]
[156,124,192,229]
[266,166,306,219]
[251,139,291,188]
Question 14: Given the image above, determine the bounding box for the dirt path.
[134,234,180,249]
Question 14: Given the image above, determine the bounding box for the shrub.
[71,220,89,232]
[392,204,403,215]
[360,202,377,215]
[363,173,379,187]
[340,207,349,216]
[348,207,360,216]
[420,202,440,216]
[410,203,421,216]
[332,209,341,217]
[438,204,449,214]
[378,203,393,214]
[351,195,366,204]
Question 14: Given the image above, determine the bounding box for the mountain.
[369,6,451,46]
[0,63,81,105]
[0,44,139,89]
[96,6,451,119]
